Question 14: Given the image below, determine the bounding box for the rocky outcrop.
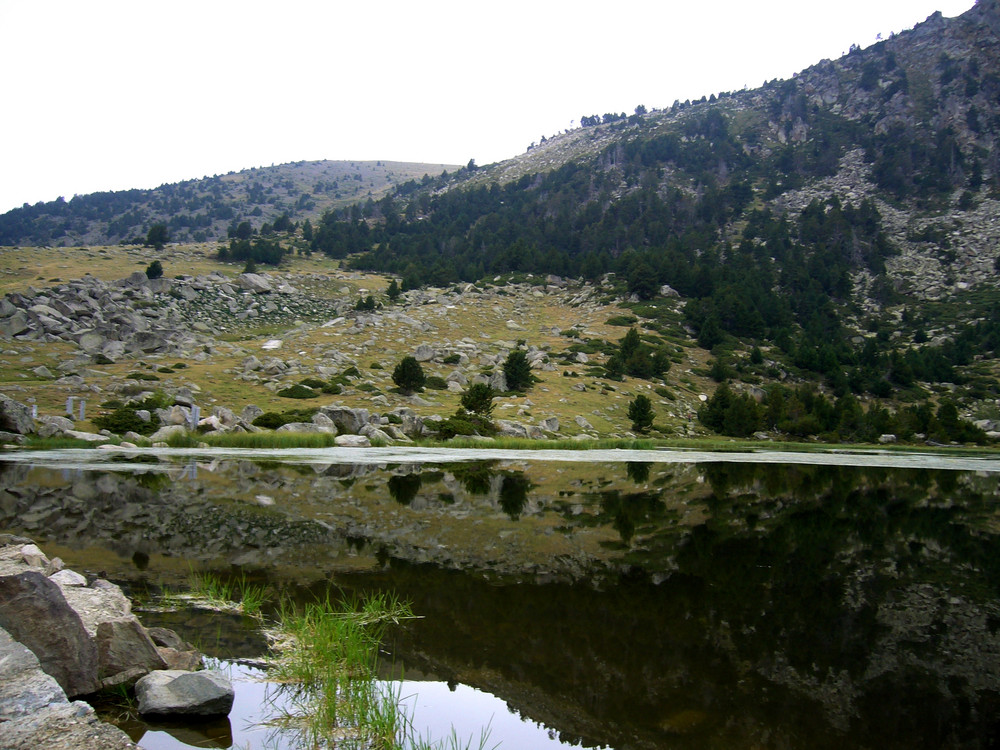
[0,536,228,747]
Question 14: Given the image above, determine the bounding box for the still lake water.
[3,446,1000,749]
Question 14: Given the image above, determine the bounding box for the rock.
[335,434,371,447]
[62,430,110,444]
[241,404,264,423]
[0,394,35,435]
[156,647,203,672]
[0,310,30,337]
[49,569,88,587]
[321,406,369,435]
[276,422,335,434]
[135,670,235,716]
[237,273,273,293]
[540,417,560,432]
[489,370,508,393]
[0,572,99,696]
[495,420,529,438]
[148,424,187,442]
[0,700,139,750]
[575,416,594,430]
[879,434,898,444]
[96,617,168,682]
[414,344,435,362]
[0,626,66,721]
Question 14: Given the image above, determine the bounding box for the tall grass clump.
[265,593,498,749]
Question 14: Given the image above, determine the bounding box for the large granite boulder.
[135,670,235,716]
[0,626,66,721]
[0,700,138,750]
[96,617,168,682]
[0,572,99,696]
[0,394,35,435]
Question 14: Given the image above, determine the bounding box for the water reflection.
[3,453,1000,748]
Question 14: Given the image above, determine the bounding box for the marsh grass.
[264,592,497,749]
[159,570,272,618]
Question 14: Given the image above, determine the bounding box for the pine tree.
[392,356,425,394]
[628,394,655,433]
[502,350,533,392]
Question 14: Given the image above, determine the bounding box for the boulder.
[62,430,110,444]
[321,406,369,435]
[488,370,508,393]
[0,394,35,435]
[0,310,30,337]
[135,670,235,716]
[540,417,560,432]
[236,273,272,294]
[414,344,435,362]
[0,700,139,750]
[148,424,187,442]
[334,434,371,447]
[0,572,99,697]
[95,617,168,682]
[0,626,66,721]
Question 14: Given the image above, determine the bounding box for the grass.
[265,592,499,749]
[160,570,272,618]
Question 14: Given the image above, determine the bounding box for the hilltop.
[0,160,458,247]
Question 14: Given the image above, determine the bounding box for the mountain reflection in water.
[2,449,1000,749]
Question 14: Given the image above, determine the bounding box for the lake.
[2,446,1000,749]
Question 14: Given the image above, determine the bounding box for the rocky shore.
[0,535,233,750]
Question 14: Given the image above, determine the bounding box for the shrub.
[442,353,461,365]
[425,376,448,390]
[93,407,157,436]
[252,407,319,429]
[145,260,163,279]
[277,384,318,399]
[299,377,327,389]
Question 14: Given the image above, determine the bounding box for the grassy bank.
[15,430,1000,456]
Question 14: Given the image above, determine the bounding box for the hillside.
[0,160,458,247]
[1,2,999,447]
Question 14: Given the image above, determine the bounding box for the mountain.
[2,2,999,445]
[0,160,458,247]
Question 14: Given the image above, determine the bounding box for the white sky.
[0,0,978,214]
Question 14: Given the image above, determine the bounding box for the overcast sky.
[0,0,977,214]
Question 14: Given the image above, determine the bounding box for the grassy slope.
[0,243,716,438]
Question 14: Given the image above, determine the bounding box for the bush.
[277,384,318,399]
[93,407,157,436]
[442,353,461,365]
[145,260,163,279]
[299,378,327,389]
[425,376,448,390]
[252,407,319,429]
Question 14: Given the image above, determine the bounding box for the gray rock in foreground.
[0,700,138,750]
[0,626,66,721]
[0,571,100,697]
[135,669,235,716]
